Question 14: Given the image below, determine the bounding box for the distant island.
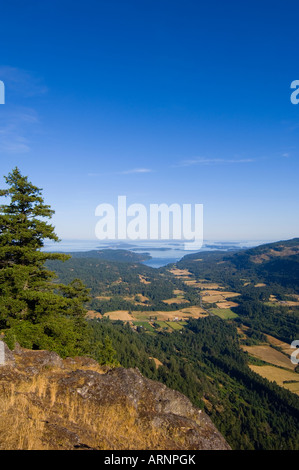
[69,249,151,263]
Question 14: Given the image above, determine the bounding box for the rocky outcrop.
[0,343,230,450]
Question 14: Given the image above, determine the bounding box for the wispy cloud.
[0,107,40,154]
[88,168,154,177]
[0,67,47,155]
[0,66,48,97]
[174,157,255,167]
[120,168,153,174]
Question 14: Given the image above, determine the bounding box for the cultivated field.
[162,298,189,305]
[210,308,238,320]
[103,310,135,321]
[242,345,295,370]
[196,283,222,290]
[201,290,240,305]
[86,310,100,318]
[267,295,299,307]
[183,280,203,287]
[265,334,294,356]
[102,306,208,323]
[250,365,299,395]
[215,301,239,309]
[169,268,192,278]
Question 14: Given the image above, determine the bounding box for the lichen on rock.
[0,344,230,450]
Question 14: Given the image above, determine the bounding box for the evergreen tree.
[0,167,90,356]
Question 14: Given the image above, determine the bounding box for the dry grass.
[153,306,207,320]
[289,294,299,301]
[169,268,192,277]
[183,280,203,287]
[265,335,294,356]
[242,345,295,370]
[0,375,51,450]
[201,290,240,304]
[196,283,222,290]
[123,294,150,305]
[148,357,163,368]
[136,294,150,303]
[104,310,135,321]
[0,373,175,450]
[180,306,208,317]
[138,275,150,284]
[162,298,189,305]
[266,295,299,307]
[0,343,230,451]
[173,289,185,295]
[251,246,299,264]
[215,301,239,309]
[249,365,299,395]
[102,305,208,323]
[0,363,206,450]
[86,309,100,318]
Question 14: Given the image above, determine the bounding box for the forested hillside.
[88,316,299,450]
[1,168,299,451]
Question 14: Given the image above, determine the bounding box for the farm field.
[103,310,135,321]
[132,319,187,333]
[265,334,294,356]
[133,321,155,332]
[242,344,295,370]
[201,290,240,306]
[165,321,187,330]
[210,308,238,320]
[249,365,299,396]
[196,282,222,289]
[169,268,192,278]
[183,279,203,287]
[215,301,239,309]
[162,297,189,304]
[102,306,208,322]
[266,294,299,307]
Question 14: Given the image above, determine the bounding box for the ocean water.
[42,239,267,268]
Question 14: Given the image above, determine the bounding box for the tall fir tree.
[0,167,91,357]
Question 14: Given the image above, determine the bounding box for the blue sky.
[0,0,298,241]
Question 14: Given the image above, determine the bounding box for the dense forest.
[1,168,299,451]
[176,244,299,343]
[46,257,199,313]
[87,316,299,450]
